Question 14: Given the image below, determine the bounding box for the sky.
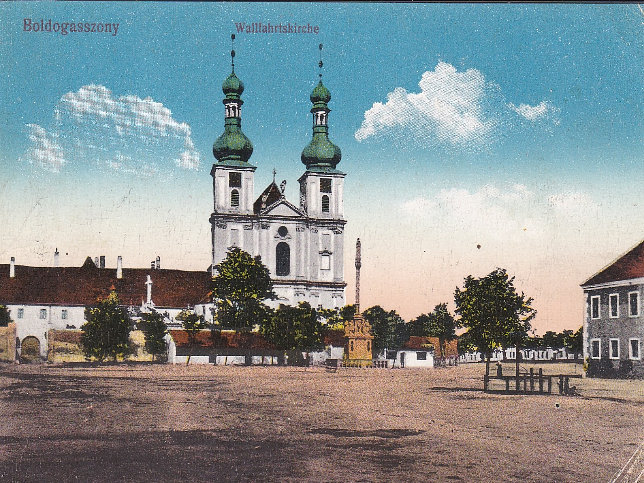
[0,3,642,334]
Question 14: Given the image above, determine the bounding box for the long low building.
[0,255,213,360]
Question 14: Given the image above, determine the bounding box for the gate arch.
[20,336,41,363]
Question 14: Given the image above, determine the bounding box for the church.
[209,44,347,310]
[0,43,351,362]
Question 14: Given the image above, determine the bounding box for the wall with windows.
[584,283,643,377]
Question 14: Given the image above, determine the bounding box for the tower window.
[278,226,288,237]
[229,172,242,187]
[276,242,290,276]
[231,189,240,207]
[321,254,331,270]
[321,195,330,213]
[320,178,332,193]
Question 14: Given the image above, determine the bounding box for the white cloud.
[24,84,201,174]
[509,101,560,123]
[356,62,559,150]
[401,184,598,254]
[24,124,67,172]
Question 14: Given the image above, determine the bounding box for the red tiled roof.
[403,336,458,357]
[582,240,644,286]
[0,260,211,308]
[169,330,275,350]
[253,182,282,214]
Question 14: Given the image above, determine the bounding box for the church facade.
[209,54,346,310]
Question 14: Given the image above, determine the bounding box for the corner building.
[209,61,346,310]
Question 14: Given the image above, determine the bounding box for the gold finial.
[318,43,323,79]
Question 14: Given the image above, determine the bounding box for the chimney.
[150,261,155,269]
[94,257,99,268]
[100,256,105,269]
[10,257,15,278]
[145,275,153,305]
[54,248,60,267]
[117,256,123,279]
[156,256,160,270]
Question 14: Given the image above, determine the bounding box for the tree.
[454,268,536,389]
[0,305,11,327]
[81,291,132,362]
[426,303,457,363]
[176,309,207,365]
[362,306,407,356]
[211,248,276,330]
[140,311,168,362]
[564,326,583,357]
[320,304,356,330]
[261,303,324,357]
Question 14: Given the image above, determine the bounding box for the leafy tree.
[176,309,207,365]
[362,306,407,355]
[542,330,564,348]
[426,303,457,362]
[564,326,583,356]
[457,330,477,355]
[0,305,11,327]
[320,304,356,330]
[140,310,168,362]
[408,313,431,338]
[81,291,132,362]
[211,248,276,330]
[261,303,324,354]
[454,268,536,388]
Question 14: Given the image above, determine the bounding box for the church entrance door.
[21,336,41,363]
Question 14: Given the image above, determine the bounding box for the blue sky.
[1,3,642,333]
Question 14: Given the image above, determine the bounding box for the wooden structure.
[484,368,582,395]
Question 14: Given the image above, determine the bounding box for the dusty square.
[1,363,642,482]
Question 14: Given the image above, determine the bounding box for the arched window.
[231,189,240,207]
[321,195,330,213]
[276,242,290,276]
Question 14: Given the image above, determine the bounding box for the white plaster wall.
[394,350,434,368]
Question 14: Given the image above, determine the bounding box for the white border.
[628,291,640,317]
[609,293,619,318]
[629,338,641,361]
[590,295,601,319]
[609,338,620,359]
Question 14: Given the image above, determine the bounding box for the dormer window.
[231,189,240,207]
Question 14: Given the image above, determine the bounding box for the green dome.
[222,72,244,97]
[301,133,341,169]
[213,121,253,164]
[310,80,331,105]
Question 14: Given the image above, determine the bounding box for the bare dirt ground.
[0,362,642,482]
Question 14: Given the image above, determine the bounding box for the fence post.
[530,368,534,392]
[538,368,543,393]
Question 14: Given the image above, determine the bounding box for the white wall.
[394,350,434,368]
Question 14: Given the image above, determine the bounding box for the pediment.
[262,199,304,217]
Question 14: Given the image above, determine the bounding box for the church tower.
[298,44,345,220]
[210,35,256,272]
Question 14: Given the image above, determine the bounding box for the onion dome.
[222,72,244,99]
[301,79,341,172]
[310,80,331,107]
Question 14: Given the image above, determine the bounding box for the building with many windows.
[209,49,346,310]
[581,240,644,378]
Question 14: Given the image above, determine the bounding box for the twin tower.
[209,42,346,310]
